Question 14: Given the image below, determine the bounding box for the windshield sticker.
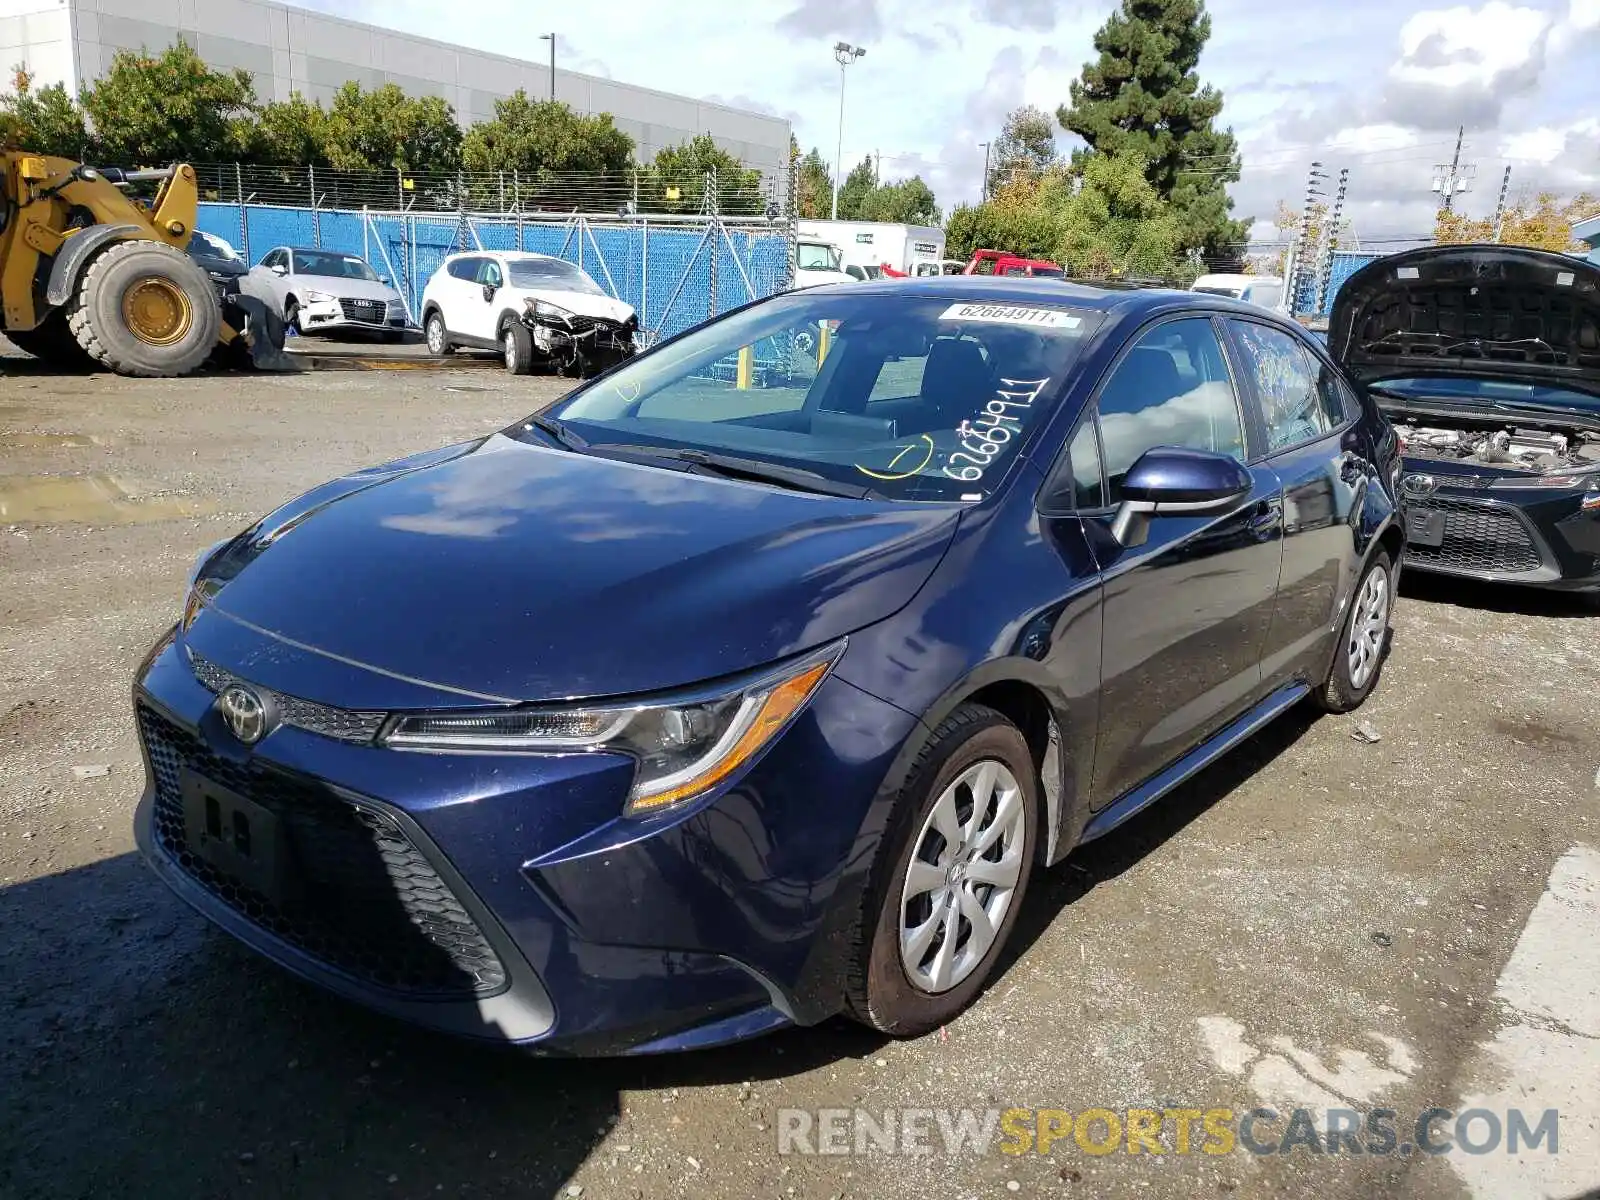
[942,377,1051,482]
[940,302,1080,330]
[856,434,936,482]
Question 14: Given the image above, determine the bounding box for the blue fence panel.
[198,201,790,337]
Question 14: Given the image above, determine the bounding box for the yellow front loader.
[0,152,291,376]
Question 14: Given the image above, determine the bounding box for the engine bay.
[1393,418,1600,473]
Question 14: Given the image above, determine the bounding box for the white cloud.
[1390,2,1550,89]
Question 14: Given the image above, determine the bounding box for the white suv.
[420,251,640,376]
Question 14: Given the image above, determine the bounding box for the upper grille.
[1406,498,1544,574]
[140,703,507,998]
[339,298,389,323]
[189,652,386,743]
[565,313,633,337]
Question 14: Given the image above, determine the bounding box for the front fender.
[44,224,145,306]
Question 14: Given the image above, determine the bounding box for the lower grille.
[1406,498,1543,574]
[139,703,507,998]
[339,298,388,323]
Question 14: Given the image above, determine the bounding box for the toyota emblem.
[217,684,269,745]
[1401,473,1438,499]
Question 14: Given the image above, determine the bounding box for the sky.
[303,0,1600,243]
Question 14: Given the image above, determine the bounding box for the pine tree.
[1058,0,1250,266]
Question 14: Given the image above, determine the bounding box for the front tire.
[66,240,220,377]
[846,704,1039,1036]
[502,322,534,375]
[1314,549,1394,712]
[424,312,451,355]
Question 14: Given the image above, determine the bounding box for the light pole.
[539,34,556,101]
[830,41,865,221]
[978,141,991,201]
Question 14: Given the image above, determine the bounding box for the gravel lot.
[1,346,1595,1200]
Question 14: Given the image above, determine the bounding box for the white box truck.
[798,221,947,279]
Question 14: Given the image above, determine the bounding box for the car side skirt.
[1078,680,1311,845]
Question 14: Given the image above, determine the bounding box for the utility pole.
[979,141,991,202]
[1316,167,1350,316]
[1284,161,1327,317]
[1431,126,1475,213]
[1492,165,1513,242]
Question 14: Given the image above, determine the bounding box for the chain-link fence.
[191,163,784,218]
[197,200,795,345]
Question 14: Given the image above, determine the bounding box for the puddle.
[0,474,215,525]
[0,432,100,449]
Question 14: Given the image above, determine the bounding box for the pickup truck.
[962,249,1065,277]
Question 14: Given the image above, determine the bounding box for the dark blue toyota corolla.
[134,278,1404,1054]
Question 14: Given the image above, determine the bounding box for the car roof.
[807,275,1298,323]
[445,250,562,262]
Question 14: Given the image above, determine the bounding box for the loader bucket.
[219,293,301,372]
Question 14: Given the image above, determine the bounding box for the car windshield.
[507,258,605,295]
[189,232,240,261]
[535,292,1105,502]
[292,251,379,280]
[1373,376,1600,414]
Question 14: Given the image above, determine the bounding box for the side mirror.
[482,283,497,301]
[379,275,391,286]
[1109,447,1252,547]
[269,264,287,276]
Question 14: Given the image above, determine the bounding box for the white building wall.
[4,0,790,177]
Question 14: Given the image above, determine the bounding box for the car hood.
[191,252,246,277]
[524,288,636,323]
[286,274,400,302]
[189,434,960,704]
[1327,244,1600,400]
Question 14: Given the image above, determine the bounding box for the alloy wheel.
[427,318,445,354]
[503,330,517,369]
[1347,564,1390,690]
[898,759,1026,994]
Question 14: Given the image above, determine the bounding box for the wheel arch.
[44,224,146,307]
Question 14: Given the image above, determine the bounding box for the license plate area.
[181,770,285,905]
[1406,508,1446,548]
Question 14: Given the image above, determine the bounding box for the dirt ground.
[1,344,1596,1200]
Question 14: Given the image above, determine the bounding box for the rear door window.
[1227,320,1330,453]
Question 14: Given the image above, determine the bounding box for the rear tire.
[502,322,534,375]
[1314,549,1394,713]
[845,704,1039,1037]
[66,240,220,377]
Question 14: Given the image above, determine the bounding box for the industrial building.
[0,0,792,176]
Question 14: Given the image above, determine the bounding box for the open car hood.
[1326,245,1600,401]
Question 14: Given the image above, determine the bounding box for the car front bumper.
[131,627,918,1055]
[1399,471,1600,591]
[296,295,409,334]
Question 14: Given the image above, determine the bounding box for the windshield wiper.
[522,415,588,452]
[595,445,885,499]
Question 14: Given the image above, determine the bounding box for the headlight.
[1489,467,1600,489]
[303,289,334,303]
[382,642,844,814]
[528,298,574,321]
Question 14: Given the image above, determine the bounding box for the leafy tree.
[1434,193,1600,252]
[461,91,633,176]
[1055,152,1186,279]
[84,40,256,163]
[944,171,1069,262]
[646,133,765,215]
[0,66,89,156]
[321,81,461,174]
[833,157,877,219]
[1058,0,1249,263]
[989,105,1056,194]
[794,138,833,219]
[857,176,941,224]
[245,93,327,166]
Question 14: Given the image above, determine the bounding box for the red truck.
[961,249,1065,278]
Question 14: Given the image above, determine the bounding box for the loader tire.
[66,240,221,378]
[5,311,97,369]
